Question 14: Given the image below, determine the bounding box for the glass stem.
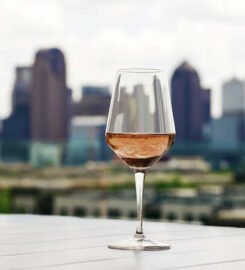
[134,170,145,239]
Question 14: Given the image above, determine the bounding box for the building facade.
[31,48,69,142]
[73,86,111,116]
[211,113,245,151]
[2,67,32,140]
[171,61,211,143]
[222,78,245,114]
[1,67,32,161]
[66,116,112,165]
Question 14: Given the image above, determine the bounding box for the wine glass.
[106,69,175,250]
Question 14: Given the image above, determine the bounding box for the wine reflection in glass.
[106,69,175,250]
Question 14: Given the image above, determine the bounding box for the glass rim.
[117,68,164,74]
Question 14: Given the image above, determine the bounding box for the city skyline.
[0,46,243,166]
[1,0,245,119]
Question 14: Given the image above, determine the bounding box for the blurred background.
[0,0,245,227]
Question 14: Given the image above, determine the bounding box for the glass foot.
[108,236,170,251]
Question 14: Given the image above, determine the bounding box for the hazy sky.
[1,0,245,118]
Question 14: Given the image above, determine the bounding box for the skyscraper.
[132,84,153,132]
[202,88,211,124]
[73,86,111,116]
[171,61,210,142]
[2,66,32,140]
[212,113,244,151]
[222,78,245,114]
[1,66,32,161]
[31,48,69,142]
[66,116,112,165]
[12,67,32,112]
[214,78,245,151]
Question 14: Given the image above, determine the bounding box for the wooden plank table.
[0,215,245,269]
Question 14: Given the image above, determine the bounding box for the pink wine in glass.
[106,133,175,169]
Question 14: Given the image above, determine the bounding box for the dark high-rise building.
[2,66,32,140]
[12,67,32,111]
[31,48,69,142]
[171,61,210,142]
[1,66,32,161]
[202,88,211,124]
[73,86,111,116]
[66,87,73,126]
[82,86,109,97]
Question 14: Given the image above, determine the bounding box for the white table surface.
[0,215,245,269]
